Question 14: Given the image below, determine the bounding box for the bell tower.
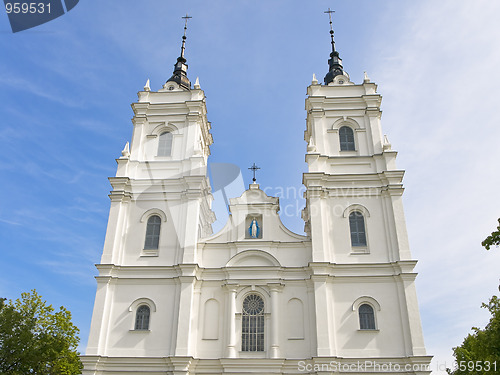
[301,10,431,363]
[84,16,215,363]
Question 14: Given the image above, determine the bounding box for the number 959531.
[5,2,51,14]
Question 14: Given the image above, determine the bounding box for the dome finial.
[323,8,348,85]
[166,14,193,90]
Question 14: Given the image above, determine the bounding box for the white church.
[81,14,432,375]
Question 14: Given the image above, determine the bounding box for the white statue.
[250,219,258,238]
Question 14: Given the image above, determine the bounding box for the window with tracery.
[241,294,264,351]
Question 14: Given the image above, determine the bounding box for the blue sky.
[1,1,500,372]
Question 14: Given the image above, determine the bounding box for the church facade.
[81,17,432,375]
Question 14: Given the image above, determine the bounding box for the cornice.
[93,260,418,281]
[80,356,432,372]
[198,239,311,247]
[110,175,212,201]
[302,170,405,187]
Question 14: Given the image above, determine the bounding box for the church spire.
[323,8,348,85]
[166,14,192,90]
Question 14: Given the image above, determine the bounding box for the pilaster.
[86,275,115,356]
[306,188,331,263]
[223,283,239,358]
[268,282,284,358]
[174,266,198,356]
[310,273,336,357]
[398,273,427,356]
[101,178,131,264]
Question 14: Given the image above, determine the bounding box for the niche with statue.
[245,214,263,239]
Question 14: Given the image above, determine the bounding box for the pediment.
[229,184,278,206]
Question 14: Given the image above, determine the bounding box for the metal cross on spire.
[324,8,336,53]
[248,163,261,183]
[180,13,192,59]
[323,7,347,85]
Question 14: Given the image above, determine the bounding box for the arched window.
[157,131,173,156]
[359,304,375,330]
[242,294,264,352]
[144,215,161,249]
[339,126,355,151]
[135,305,150,330]
[349,211,367,247]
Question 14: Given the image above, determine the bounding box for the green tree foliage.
[0,290,83,374]
[482,218,500,250]
[448,296,500,375]
[448,220,500,375]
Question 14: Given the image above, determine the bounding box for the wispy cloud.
[73,118,122,139]
[39,259,97,286]
[0,218,22,226]
[0,73,84,108]
[369,0,500,371]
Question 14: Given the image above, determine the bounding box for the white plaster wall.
[120,202,180,266]
[329,278,408,357]
[327,196,398,263]
[98,281,177,357]
[195,284,227,358]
